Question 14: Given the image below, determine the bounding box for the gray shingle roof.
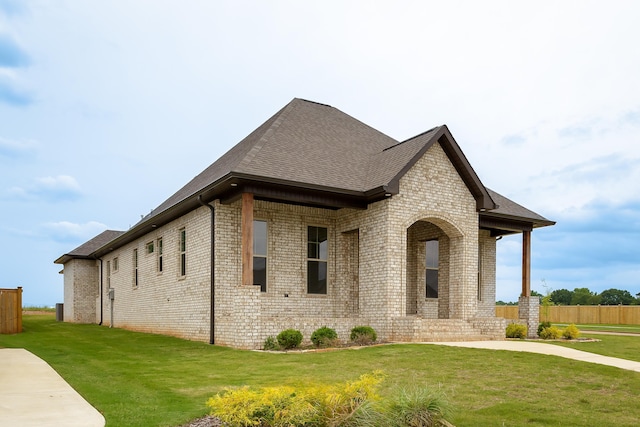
[485,189,555,227]
[56,98,554,262]
[145,98,401,219]
[55,230,125,264]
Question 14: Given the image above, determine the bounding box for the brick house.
[55,98,554,348]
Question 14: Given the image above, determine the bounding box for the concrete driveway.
[0,348,105,427]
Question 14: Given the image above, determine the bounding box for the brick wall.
[63,140,502,348]
[99,207,212,341]
[63,259,98,323]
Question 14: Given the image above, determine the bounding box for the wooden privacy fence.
[0,287,23,334]
[496,304,640,325]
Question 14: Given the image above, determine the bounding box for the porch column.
[241,193,254,286]
[519,229,538,338]
[521,230,531,297]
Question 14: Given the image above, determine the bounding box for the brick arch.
[403,212,465,239]
[404,214,466,319]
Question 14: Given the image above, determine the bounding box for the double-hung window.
[179,228,186,277]
[157,238,163,273]
[133,249,139,288]
[425,240,439,298]
[253,220,267,292]
[307,226,328,294]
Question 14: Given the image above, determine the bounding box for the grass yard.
[1,315,640,427]
[548,333,640,362]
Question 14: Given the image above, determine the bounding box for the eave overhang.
[480,212,556,237]
[76,173,393,261]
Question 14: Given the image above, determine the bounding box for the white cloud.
[0,136,38,157]
[42,220,107,243]
[7,174,83,202]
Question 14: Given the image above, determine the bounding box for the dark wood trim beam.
[522,230,531,297]
[241,192,254,287]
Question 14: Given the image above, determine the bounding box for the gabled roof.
[141,98,495,222]
[55,98,553,262]
[54,230,125,264]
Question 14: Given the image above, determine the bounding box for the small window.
[307,226,328,294]
[113,257,119,272]
[425,240,439,298]
[146,242,154,254]
[157,237,163,273]
[179,228,186,276]
[133,249,139,288]
[253,220,267,292]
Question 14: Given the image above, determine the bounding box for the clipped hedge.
[350,326,377,345]
[310,326,338,348]
[276,329,303,350]
[505,323,527,339]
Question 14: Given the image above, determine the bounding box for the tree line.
[497,288,640,306]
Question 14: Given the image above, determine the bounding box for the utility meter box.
[108,289,115,301]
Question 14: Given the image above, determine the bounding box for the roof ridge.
[293,98,333,108]
[381,126,442,152]
[382,125,442,151]
[237,99,298,171]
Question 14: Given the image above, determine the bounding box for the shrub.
[207,385,318,426]
[207,371,386,427]
[563,324,581,340]
[262,335,280,351]
[276,329,303,350]
[539,326,562,340]
[505,323,527,339]
[382,386,453,427]
[350,326,377,345]
[311,326,339,348]
[537,321,552,337]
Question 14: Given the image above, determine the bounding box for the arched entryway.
[405,216,466,319]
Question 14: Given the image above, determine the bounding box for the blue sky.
[1,1,639,306]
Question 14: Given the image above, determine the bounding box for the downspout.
[198,195,216,345]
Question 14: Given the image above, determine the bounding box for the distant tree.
[599,288,636,305]
[531,290,543,297]
[571,287,601,305]
[549,289,573,305]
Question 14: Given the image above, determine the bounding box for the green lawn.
[2,315,640,426]
[548,333,640,362]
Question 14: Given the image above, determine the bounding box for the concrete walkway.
[0,348,105,427]
[425,340,640,372]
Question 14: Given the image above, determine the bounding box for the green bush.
[539,326,562,340]
[262,336,280,351]
[537,321,552,337]
[276,329,303,350]
[311,326,339,348]
[563,324,581,340]
[350,326,377,345]
[505,323,527,339]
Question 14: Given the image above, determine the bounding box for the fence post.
[17,287,22,333]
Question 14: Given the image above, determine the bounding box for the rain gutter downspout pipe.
[198,195,216,345]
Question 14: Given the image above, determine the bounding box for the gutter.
[198,195,216,345]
